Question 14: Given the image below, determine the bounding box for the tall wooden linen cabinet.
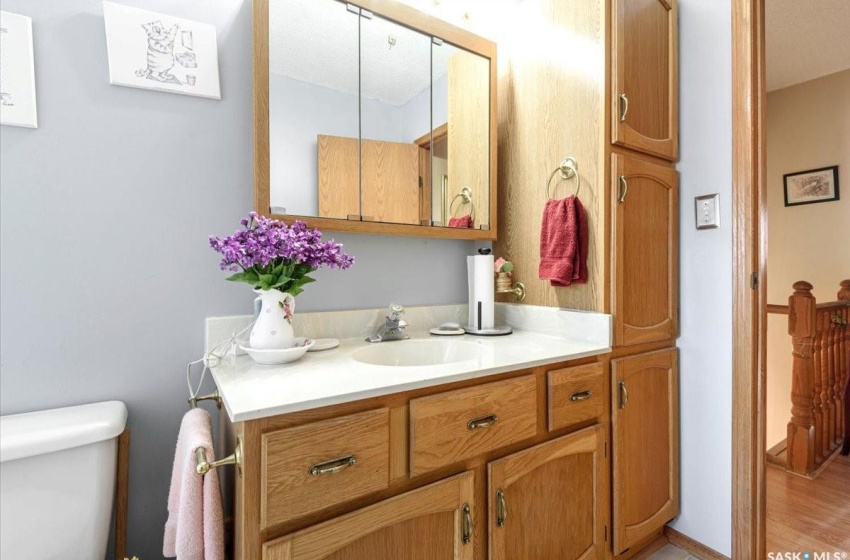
[609,0,680,556]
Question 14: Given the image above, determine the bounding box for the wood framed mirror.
[253,0,497,239]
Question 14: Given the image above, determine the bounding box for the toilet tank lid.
[1,401,128,463]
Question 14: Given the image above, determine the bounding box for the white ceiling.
[766,0,850,91]
[269,0,465,106]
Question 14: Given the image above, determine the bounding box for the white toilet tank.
[0,401,128,560]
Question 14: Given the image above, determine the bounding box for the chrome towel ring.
[546,158,581,199]
[450,187,476,220]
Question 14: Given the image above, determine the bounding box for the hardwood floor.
[766,453,850,554]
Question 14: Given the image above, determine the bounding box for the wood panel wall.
[493,0,608,311]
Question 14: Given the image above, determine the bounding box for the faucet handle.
[388,304,405,321]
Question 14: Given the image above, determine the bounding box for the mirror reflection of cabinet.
[255,0,497,239]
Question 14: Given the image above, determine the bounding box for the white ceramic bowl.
[240,337,314,365]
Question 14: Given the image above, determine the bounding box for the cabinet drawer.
[409,375,537,476]
[261,408,390,529]
[548,363,605,431]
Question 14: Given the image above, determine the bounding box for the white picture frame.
[102,2,221,100]
[0,11,38,128]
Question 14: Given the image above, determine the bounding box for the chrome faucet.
[366,304,410,343]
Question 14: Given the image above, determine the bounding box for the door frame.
[731,0,767,558]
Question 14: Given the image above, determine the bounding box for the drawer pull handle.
[467,414,498,430]
[461,503,473,544]
[618,381,629,409]
[619,93,629,122]
[570,390,593,402]
[496,488,508,527]
[309,455,356,476]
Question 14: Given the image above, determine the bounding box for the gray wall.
[0,1,475,558]
[669,0,733,554]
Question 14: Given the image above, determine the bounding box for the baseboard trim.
[766,438,786,469]
[664,527,729,560]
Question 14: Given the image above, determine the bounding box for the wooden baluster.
[812,310,825,463]
[838,307,850,451]
[786,281,817,475]
[824,310,837,453]
[834,312,843,447]
[838,281,850,447]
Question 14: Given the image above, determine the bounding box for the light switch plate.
[695,193,720,229]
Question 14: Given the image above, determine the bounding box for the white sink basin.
[352,339,484,367]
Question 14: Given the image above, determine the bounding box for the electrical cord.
[186,319,254,402]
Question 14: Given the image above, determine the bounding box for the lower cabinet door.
[611,348,679,554]
[262,471,475,560]
[488,425,606,560]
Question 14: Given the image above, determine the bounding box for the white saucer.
[308,338,340,352]
[239,338,314,365]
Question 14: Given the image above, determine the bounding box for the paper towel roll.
[467,253,495,330]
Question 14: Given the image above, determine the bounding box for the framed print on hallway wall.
[783,165,840,207]
[102,2,221,100]
[0,10,38,128]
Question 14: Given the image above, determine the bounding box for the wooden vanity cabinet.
[488,425,607,560]
[263,471,475,560]
[611,153,678,347]
[233,359,613,560]
[611,0,678,161]
[611,348,679,555]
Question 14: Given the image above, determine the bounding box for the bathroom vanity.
[207,305,678,560]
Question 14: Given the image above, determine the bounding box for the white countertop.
[210,329,611,423]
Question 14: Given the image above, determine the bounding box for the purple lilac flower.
[209,212,354,275]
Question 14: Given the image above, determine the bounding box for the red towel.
[538,195,588,286]
[448,214,473,229]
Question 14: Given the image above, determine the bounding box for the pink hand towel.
[448,214,474,229]
[538,195,588,286]
[164,408,224,560]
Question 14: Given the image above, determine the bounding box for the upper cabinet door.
[611,348,679,554]
[488,426,606,560]
[612,153,678,346]
[612,0,678,161]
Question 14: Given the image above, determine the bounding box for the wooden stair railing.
[785,280,850,476]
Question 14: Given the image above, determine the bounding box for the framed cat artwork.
[0,11,38,128]
[103,2,221,99]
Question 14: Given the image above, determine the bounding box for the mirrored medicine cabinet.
[253,0,497,239]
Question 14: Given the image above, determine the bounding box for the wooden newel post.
[839,279,850,301]
[786,281,817,475]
